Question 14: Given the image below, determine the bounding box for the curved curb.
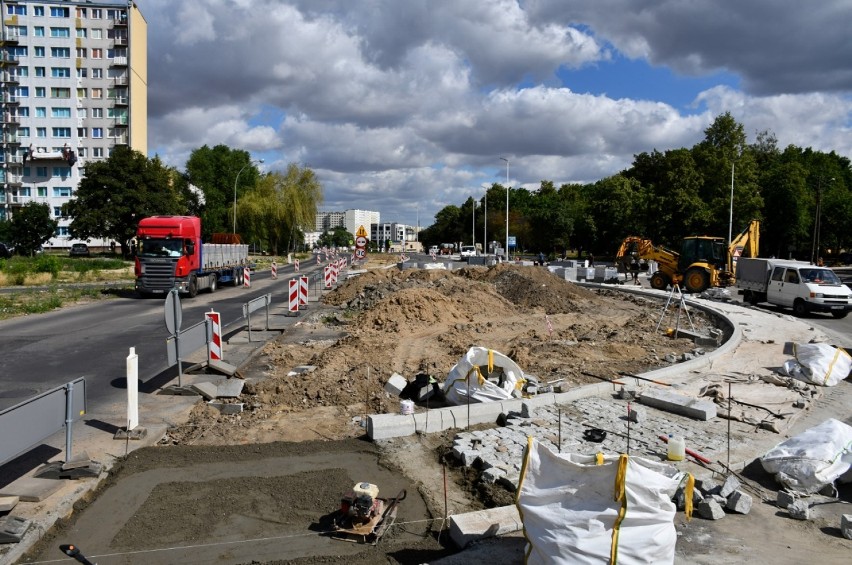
[368,281,743,441]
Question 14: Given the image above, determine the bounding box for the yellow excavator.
[616,220,760,293]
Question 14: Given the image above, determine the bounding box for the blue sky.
[135,0,852,229]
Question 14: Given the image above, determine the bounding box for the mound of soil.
[164,264,714,446]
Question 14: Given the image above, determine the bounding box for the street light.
[472,198,476,250]
[500,157,509,260]
[233,158,263,234]
[480,182,490,254]
[811,176,834,264]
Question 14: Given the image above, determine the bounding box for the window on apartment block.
[91,28,102,39]
[35,67,45,77]
[91,48,102,59]
[16,107,29,117]
[51,67,71,78]
[51,47,70,58]
[92,9,102,19]
[34,6,44,16]
[18,127,29,137]
[77,128,87,138]
[35,87,45,98]
[77,108,87,118]
[53,206,63,218]
[76,88,87,99]
[92,108,103,118]
[51,107,71,118]
[55,226,69,237]
[9,25,26,37]
[50,28,70,38]
[51,7,70,18]
[91,68,102,79]
[34,26,45,37]
[37,186,47,197]
[50,87,71,98]
[11,46,27,57]
[34,46,44,57]
[93,147,103,158]
[35,107,46,117]
[52,128,71,138]
[91,88,102,99]
[13,67,28,77]
[14,86,28,98]
[76,47,87,58]
[76,8,87,18]
[37,127,46,138]
[77,147,87,158]
[6,5,26,16]
[36,167,48,177]
[107,48,127,60]
[92,127,103,138]
[76,68,87,79]
[52,167,71,178]
[53,186,72,197]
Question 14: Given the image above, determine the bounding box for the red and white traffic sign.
[205,310,222,361]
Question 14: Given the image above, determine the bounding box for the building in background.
[315,209,379,239]
[371,221,418,251]
[0,0,147,248]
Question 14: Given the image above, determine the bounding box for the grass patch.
[0,286,114,321]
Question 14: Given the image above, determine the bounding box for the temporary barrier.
[289,279,300,313]
[324,265,333,289]
[243,266,251,287]
[205,310,222,361]
[316,254,320,265]
[299,275,309,306]
[295,258,300,272]
[331,262,339,284]
[271,261,278,279]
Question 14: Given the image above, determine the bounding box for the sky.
[135,0,852,230]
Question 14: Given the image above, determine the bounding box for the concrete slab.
[216,379,245,398]
[189,381,218,401]
[639,388,717,420]
[0,477,64,502]
[208,359,239,377]
[0,495,19,512]
[449,505,523,548]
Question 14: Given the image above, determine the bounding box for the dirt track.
[21,263,719,564]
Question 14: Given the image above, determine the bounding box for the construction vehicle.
[615,220,760,293]
[134,216,250,298]
[329,482,406,544]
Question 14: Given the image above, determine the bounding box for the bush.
[33,254,61,277]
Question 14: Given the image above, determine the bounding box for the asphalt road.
[0,261,326,413]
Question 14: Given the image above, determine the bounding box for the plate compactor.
[330,482,406,544]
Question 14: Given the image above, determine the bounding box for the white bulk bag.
[782,343,851,386]
[760,418,852,494]
[517,438,686,565]
[442,347,524,405]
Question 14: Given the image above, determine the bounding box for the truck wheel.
[650,272,669,290]
[208,274,217,293]
[831,310,848,319]
[236,269,244,287]
[792,298,808,317]
[188,275,198,298]
[684,267,710,293]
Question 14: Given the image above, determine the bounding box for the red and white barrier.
[324,265,333,289]
[288,279,300,313]
[299,276,309,306]
[205,310,222,361]
[271,261,278,279]
[316,254,321,265]
[294,259,300,272]
[243,266,251,287]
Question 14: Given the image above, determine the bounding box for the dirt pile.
[164,264,715,446]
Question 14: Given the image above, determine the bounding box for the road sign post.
[164,290,183,387]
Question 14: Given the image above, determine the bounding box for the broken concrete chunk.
[0,496,19,513]
[719,475,741,498]
[696,478,721,496]
[618,385,637,400]
[788,499,810,520]
[384,373,408,396]
[841,514,852,540]
[189,381,218,401]
[628,406,644,424]
[776,490,796,509]
[697,499,725,520]
[726,490,752,514]
[520,403,534,418]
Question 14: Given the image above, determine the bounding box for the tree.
[63,146,185,255]
[185,145,260,238]
[317,227,352,248]
[9,202,57,255]
[239,164,323,255]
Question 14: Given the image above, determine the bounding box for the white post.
[126,347,139,430]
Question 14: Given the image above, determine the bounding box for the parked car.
[0,242,13,258]
[70,243,91,257]
[460,245,477,258]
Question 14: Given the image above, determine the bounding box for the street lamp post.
[500,157,509,260]
[233,158,263,234]
[810,176,834,264]
[472,199,475,250]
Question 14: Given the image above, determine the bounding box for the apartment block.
[315,209,380,239]
[0,0,147,248]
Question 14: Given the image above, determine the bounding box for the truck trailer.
[735,257,851,318]
[134,216,250,297]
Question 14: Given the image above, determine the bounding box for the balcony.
[1,29,20,43]
[1,93,20,104]
[114,134,128,145]
[1,132,19,144]
[113,116,128,126]
[112,76,128,86]
[0,52,19,65]
[113,14,128,26]
[2,112,20,124]
[113,37,127,46]
[3,172,21,186]
[113,95,128,105]
[8,194,47,206]
[0,71,20,84]
[111,56,128,66]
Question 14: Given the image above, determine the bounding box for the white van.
[460,246,477,258]
[736,258,852,318]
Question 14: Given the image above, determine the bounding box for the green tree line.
[421,113,852,261]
